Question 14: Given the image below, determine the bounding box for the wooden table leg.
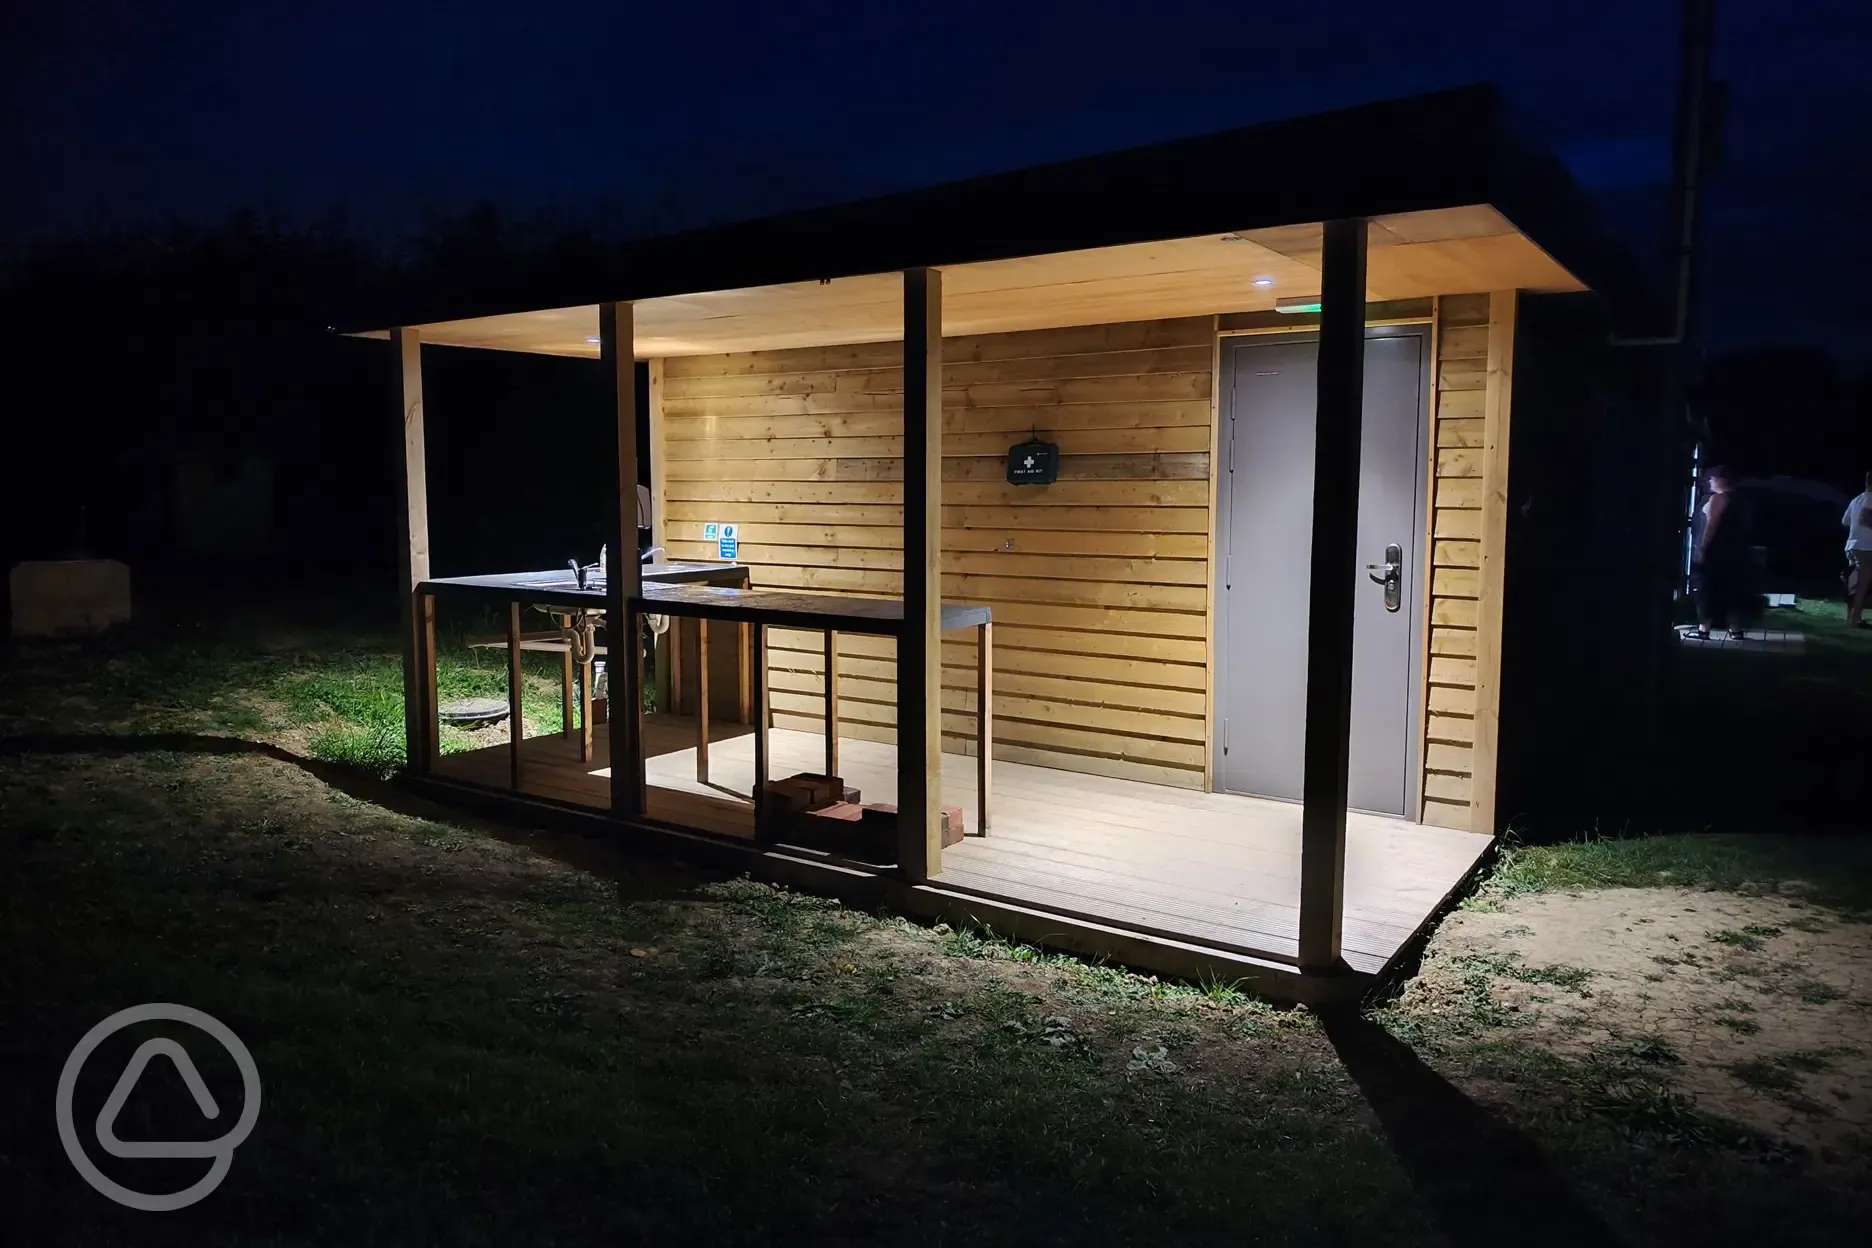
[580,655,594,763]
[417,593,439,772]
[977,621,992,835]
[696,618,711,784]
[670,616,684,716]
[738,573,753,724]
[561,621,575,738]
[823,629,839,778]
[751,623,768,842]
[507,601,524,791]
[577,615,595,764]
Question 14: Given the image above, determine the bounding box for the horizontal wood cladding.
[660,317,1214,787]
[1420,293,1492,828]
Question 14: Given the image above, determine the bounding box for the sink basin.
[513,575,601,590]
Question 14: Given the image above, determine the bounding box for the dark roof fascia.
[344,83,1648,335]
[1479,104,1662,331]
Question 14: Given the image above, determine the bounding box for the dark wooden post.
[823,630,840,777]
[507,601,524,790]
[751,624,770,841]
[600,302,645,818]
[898,268,944,881]
[561,638,575,738]
[976,621,992,835]
[695,618,711,784]
[392,327,434,774]
[1297,218,1368,973]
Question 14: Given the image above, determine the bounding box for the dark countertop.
[421,562,745,609]
[641,583,990,634]
[419,567,989,633]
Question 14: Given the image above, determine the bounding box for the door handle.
[1366,542,1403,612]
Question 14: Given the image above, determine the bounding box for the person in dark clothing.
[1691,465,1753,639]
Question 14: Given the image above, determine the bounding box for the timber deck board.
[430,719,1491,972]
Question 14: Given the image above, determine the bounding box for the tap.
[639,546,665,564]
[568,558,602,590]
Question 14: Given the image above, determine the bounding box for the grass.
[1763,596,1872,662]
[5,610,1872,1244]
[1710,926,1782,952]
[1638,596,1872,838]
[1486,829,1872,916]
[1445,952,1594,994]
[0,601,658,778]
[1797,980,1846,1005]
[2,750,1436,1246]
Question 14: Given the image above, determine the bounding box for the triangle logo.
[95,1038,225,1160]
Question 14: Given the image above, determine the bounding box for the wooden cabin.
[351,86,1656,1003]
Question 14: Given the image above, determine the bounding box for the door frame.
[1210,325,1433,818]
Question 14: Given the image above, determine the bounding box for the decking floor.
[431,717,1493,974]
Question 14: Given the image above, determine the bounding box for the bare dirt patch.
[1410,886,1872,1165]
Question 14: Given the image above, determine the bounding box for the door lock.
[1366,542,1403,612]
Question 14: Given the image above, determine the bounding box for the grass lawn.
[1633,595,1872,834]
[3,607,1869,1245]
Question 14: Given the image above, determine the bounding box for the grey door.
[1215,329,1428,816]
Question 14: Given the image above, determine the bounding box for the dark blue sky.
[6,1,1869,360]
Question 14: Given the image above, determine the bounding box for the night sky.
[6,1,1869,361]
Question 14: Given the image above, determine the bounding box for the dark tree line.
[0,207,625,600]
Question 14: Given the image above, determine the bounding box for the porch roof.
[348,83,1650,357]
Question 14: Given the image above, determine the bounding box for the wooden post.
[601,302,645,818]
[507,601,524,791]
[823,630,840,777]
[419,593,439,770]
[392,327,433,774]
[696,618,711,784]
[669,619,684,716]
[561,636,575,737]
[647,359,672,715]
[898,268,944,880]
[751,624,769,840]
[1470,291,1517,836]
[738,571,753,724]
[976,620,992,835]
[1297,218,1368,974]
[580,637,594,764]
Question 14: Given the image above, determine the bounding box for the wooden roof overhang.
[347,84,1649,358]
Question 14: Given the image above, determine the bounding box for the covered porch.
[432,717,1492,974]
[356,88,1626,997]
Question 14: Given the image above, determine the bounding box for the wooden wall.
[658,317,1215,788]
[1420,293,1497,829]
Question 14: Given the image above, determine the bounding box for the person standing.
[1845,471,1872,628]
[1691,466,1752,640]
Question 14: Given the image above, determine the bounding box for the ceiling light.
[1274,296,1323,314]
[1252,276,1275,288]
[586,336,601,344]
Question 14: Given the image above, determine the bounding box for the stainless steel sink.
[513,575,601,590]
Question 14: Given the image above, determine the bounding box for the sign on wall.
[1006,437,1060,485]
[717,523,738,561]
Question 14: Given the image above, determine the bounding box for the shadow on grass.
[0,730,724,903]
[0,729,441,815]
[1321,1009,1627,1248]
